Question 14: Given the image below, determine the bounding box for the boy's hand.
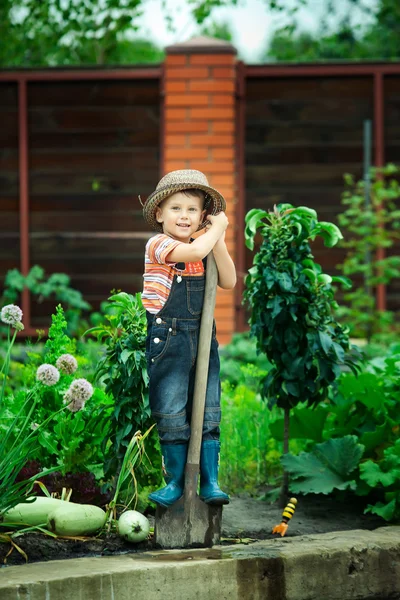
[208,212,229,233]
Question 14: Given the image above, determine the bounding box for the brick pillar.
[163,36,237,345]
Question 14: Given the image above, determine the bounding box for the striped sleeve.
[147,234,183,266]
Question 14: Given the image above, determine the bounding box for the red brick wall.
[163,43,237,344]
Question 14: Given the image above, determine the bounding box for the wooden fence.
[1,41,400,342]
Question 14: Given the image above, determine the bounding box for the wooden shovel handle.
[187,251,218,466]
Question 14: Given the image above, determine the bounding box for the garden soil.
[0,494,384,567]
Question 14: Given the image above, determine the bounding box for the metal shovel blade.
[154,465,222,549]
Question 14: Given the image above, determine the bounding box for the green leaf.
[278,273,293,291]
[317,274,332,285]
[311,222,343,247]
[359,421,392,454]
[318,331,333,355]
[282,435,364,494]
[331,275,352,290]
[292,206,318,219]
[268,296,282,319]
[120,349,134,364]
[364,499,397,521]
[359,460,400,488]
[302,268,317,283]
[270,404,328,442]
[244,209,268,250]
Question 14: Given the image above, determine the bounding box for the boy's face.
[156,192,206,243]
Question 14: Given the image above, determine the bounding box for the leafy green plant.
[32,306,113,475]
[219,368,281,494]
[360,440,400,522]
[282,435,365,495]
[86,292,161,491]
[337,164,400,342]
[244,204,361,503]
[219,331,271,388]
[2,266,91,335]
[278,343,400,521]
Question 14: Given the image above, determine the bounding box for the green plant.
[86,292,161,491]
[277,343,400,521]
[219,370,281,494]
[0,305,60,518]
[105,427,154,531]
[219,331,271,388]
[33,306,113,475]
[244,204,361,503]
[361,439,400,522]
[282,435,365,495]
[337,164,400,342]
[2,266,91,335]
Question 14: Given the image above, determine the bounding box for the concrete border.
[0,527,399,600]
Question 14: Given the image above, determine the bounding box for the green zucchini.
[3,497,68,526]
[47,503,106,536]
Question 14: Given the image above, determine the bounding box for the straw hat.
[142,169,226,233]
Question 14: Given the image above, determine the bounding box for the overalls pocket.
[186,281,205,316]
[149,324,173,363]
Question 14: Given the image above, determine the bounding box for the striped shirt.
[142,234,204,314]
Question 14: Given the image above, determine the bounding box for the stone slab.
[0,526,399,600]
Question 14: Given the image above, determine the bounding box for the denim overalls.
[145,262,221,445]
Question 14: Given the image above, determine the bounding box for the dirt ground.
[0,494,384,567]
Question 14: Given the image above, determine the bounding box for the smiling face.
[155,191,206,242]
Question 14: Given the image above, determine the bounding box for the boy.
[141,169,236,508]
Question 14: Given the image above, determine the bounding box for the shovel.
[154,251,222,549]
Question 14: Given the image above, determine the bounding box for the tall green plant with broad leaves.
[86,293,161,491]
[337,164,400,343]
[244,204,361,504]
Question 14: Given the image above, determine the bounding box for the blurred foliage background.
[1,0,399,68]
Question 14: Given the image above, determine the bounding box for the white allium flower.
[36,364,60,386]
[1,304,23,328]
[63,389,85,413]
[56,353,78,375]
[68,378,94,402]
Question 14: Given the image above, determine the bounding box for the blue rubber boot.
[149,444,187,507]
[199,440,229,505]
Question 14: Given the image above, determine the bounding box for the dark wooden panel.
[244,76,372,303]
[28,170,156,195]
[28,171,157,195]
[29,211,148,233]
[247,123,367,146]
[28,106,160,132]
[29,128,159,149]
[0,212,19,231]
[246,145,364,165]
[0,84,18,106]
[0,83,19,270]
[246,163,362,187]
[29,149,158,171]
[30,194,143,211]
[30,235,150,259]
[24,77,160,325]
[28,80,159,107]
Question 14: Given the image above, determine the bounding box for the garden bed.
[0,494,384,567]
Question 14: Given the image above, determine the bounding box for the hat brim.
[143,183,226,233]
